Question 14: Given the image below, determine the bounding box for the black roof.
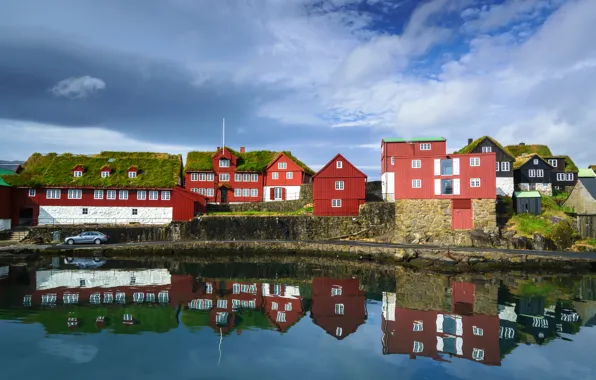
[581,177,596,199]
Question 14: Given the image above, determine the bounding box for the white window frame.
[473,326,483,336]
[557,173,564,181]
[149,191,159,200]
[235,173,242,182]
[274,187,283,200]
[272,172,279,179]
[335,304,344,315]
[101,171,110,178]
[219,173,230,182]
[128,171,137,178]
[390,157,395,165]
[276,312,286,322]
[161,191,170,200]
[285,303,292,311]
[533,159,539,165]
[106,190,116,200]
[28,188,36,197]
[243,188,250,197]
[137,190,146,200]
[46,189,61,199]
[472,348,485,361]
[119,190,128,200]
[219,159,230,168]
[73,170,82,177]
[548,159,557,167]
[271,302,278,310]
[501,162,510,171]
[536,169,544,177]
[412,179,421,188]
[335,181,344,190]
[191,173,199,181]
[199,173,207,181]
[470,178,481,187]
[234,188,241,197]
[413,341,424,353]
[481,146,492,153]
[413,321,423,331]
[528,169,536,178]
[336,161,343,169]
[94,190,104,199]
[331,199,342,208]
[566,173,574,181]
[286,172,293,179]
[68,189,82,199]
[336,327,342,337]
[496,162,500,171]
[207,173,214,181]
[251,188,258,197]
[251,174,258,182]
[207,188,214,196]
[470,157,480,166]
[243,173,250,182]
[331,286,342,296]
[278,162,287,169]
[420,143,431,151]
[412,160,421,168]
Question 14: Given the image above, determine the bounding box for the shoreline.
[3,239,596,273]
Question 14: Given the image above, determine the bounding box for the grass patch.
[507,195,574,239]
[208,204,314,216]
[457,136,515,159]
[505,144,553,158]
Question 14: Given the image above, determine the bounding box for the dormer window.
[72,165,84,177]
[73,170,82,177]
[128,171,137,178]
[101,171,110,178]
[533,159,539,165]
[219,159,230,168]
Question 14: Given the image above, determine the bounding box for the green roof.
[505,144,553,157]
[514,191,541,198]
[1,152,182,188]
[383,137,446,143]
[184,148,314,175]
[0,168,13,187]
[578,168,596,178]
[457,136,515,159]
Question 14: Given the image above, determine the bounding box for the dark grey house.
[513,191,542,215]
[512,154,554,195]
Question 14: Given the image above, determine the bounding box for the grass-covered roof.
[457,136,515,159]
[1,152,182,188]
[505,144,553,157]
[513,153,542,169]
[184,148,314,174]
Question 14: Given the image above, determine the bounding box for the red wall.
[0,187,11,219]
[185,172,264,203]
[393,152,496,199]
[264,153,309,188]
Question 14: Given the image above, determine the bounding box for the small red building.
[0,169,12,230]
[312,154,367,216]
[310,278,367,339]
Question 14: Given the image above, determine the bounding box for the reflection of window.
[336,327,343,337]
[216,312,228,324]
[116,292,126,303]
[158,291,169,304]
[413,321,423,331]
[277,312,286,322]
[23,295,32,306]
[331,286,342,296]
[472,348,484,361]
[413,341,423,353]
[90,293,101,304]
[63,293,79,304]
[335,304,344,315]
[146,293,155,303]
[206,283,213,294]
[285,303,292,311]
[133,292,145,303]
[104,292,114,303]
[473,326,483,336]
[41,293,57,305]
[272,302,278,310]
[217,299,227,309]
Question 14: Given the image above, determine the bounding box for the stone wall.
[28,224,177,244]
[518,182,553,196]
[473,199,497,230]
[207,184,312,213]
[191,202,395,241]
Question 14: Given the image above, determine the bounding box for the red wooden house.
[381,282,501,366]
[310,278,367,340]
[312,154,367,216]
[1,152,206,226]
[184,147,314,204]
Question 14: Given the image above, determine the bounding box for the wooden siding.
[313,198,364,216]
[382,140,447,158]
[0,187,11,219]
[184,172,264,203]
[393,153,496,199]
[577,214,596,239]
[550,171,576,189]
[515,157,553,184]
[264,153,308,187]
[468,138,514,178]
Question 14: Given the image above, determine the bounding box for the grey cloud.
[50,76,106,99]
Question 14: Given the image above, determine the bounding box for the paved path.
[43,239,596,261]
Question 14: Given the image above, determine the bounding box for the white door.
[274,187,283,200]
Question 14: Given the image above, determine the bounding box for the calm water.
[0,257,595,380]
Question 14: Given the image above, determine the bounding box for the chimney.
[519,142,525,146]
[240,146,245,153]
[217,146,221,151]
[467,138,473,145]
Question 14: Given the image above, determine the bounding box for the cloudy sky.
[0,0,594,179]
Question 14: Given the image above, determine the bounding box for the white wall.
[381,172,395,202]
[38,206,173,225]
[35,269,171,290]
[262,186,301,202]
[382,292,396,321]
[0,219,10,231]
[496,177,514,196]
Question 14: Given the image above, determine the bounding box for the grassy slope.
[506,195,573,238]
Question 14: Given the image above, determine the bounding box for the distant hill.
[0,160,24,172]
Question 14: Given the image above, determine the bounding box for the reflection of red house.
[262,283,305,332]
[382,282,501,366]
[311,278,367,340]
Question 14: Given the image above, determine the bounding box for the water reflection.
[0,257,595,377]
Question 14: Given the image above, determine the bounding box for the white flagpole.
[222,118,225,154]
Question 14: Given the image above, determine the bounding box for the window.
[536,169,544,177]
[235,188,242,197]
[335,304,344,315]
[331,286,342,296]
[207,188,214,196]
[23,295,32,307]
[528,169,536,177]
[336,327,343,337]
[243,173,250,182]
[219,159,230,167]
[251,188,258,197]
[412,160,421,168]
[146,293,156,303]
[133,292,145,303]
[73,170,82,177]
[128,171,137,178]
[473,326,483,336]
[63,293,79,304]
[413,321,423,331]
[217,299,227,309]
[278,162,287,169]
[274,187,283,200]
[28,188,36,197]
[501,162,510,171]
[199,173,207,181]
[115,292,126,303]
[336,161,343,169]
[420,143,431,150]
[548,159,557,167]
[161,191,170,200]
[158,291,169,304]
[90,293,101,304]
[106,190,116,200]
[233,283,240,294]
[243,189,249,197]
[272,172,279,179]
[271,302,278,310]
[470,178,481,187]
[441,179,453,194]
[567,173,574,181]
[68,189,82,199]
[132,209,138,215]
[285,303,292,311]
[41,293,57,305]
[335,181,344,190]
[46,189,61,199]
[472,348,484,361]
[219,173,230,182]
[191,173,199,181]
[441,159,453,175]
[82,208,88,215]
[276,312,286,322]
[413,341,424,353]
[557,173,565,181]
[104,292,114,303]
[251,174,258,182]
[496,162,500,171]
[481,146,492,153]
[119,190,128,200]
[533,159,539,165]
[149,191,158,200]
[216,312,228,324]
[286,172,293,179]
[101,171,110,178]
[412,179,422,188]
[137,190,146,200]
[391,157,395,165]
[130,276,136,285]
[470,157,480,166]
[235,173,242,182]
[207,173,214,181]
[206,283,213,294]
[332,199,342,207]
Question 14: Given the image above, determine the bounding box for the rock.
[468,257,486,263]
[532,233,556,251]
[550,220,574,250]
[549,216,566,225]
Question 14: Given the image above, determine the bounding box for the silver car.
[64,231,110,245]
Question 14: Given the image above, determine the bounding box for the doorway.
[18,208,34,226]
[451,199,472,230]
[274,187,283,200]
[220,188,228,204]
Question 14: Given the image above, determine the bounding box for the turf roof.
[1,152,182,188]
[513,153,543,169]
[457,136,515,159]
[505,144,553,157]
[545,155,578,172]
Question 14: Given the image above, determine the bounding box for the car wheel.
[65,257,74,263]
[67,239,74,245]
[94,239,101,245]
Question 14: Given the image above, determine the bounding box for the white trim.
[161,191,170,200]
[501,161,510,171]
[137,190,146,200]
[46,189,61,199]
[73,170,83,177]
[219,159,230,168]
[278,162,287,169]
[272,172,279,179]
[149,190,159,200]
[286,171,293,179]
[191,173,199,181]
[94,190,104,199]
[453,178,460,195]
[335,181,344,190]
[436,314,444,333]
[453,158,460,175]
[412,159,421,168]
[68,189,82,199]
[412,179,421,188]
[219,173,230,182]
[536,169,544,177]
[434,159,441,175]
[434,179,441,195]
[470,157,480,166]
[470,178,481,187]
[128,171,137,178]
[106,190,116,200]
[331,199,342,207]
[119,190,128,200]
[336,161,343,169]
[420,143,431,150]
[28,188,36,197]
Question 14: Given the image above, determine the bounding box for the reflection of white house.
[382,292,396,321]
[35,269,171,290]
[498,303,518,322]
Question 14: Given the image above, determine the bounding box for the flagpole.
[222,118,225,154]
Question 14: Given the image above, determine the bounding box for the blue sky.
[0,0,594,179]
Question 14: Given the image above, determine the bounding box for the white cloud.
[50,76,106,99]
